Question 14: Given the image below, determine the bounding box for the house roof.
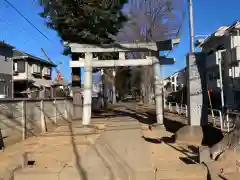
[13,50,57,67]
[164,66,187,80]
[52,79,68,86]
[199,21,240,47]
[198,26,229,47]
[225,20,240,33]
[0,41,15,49]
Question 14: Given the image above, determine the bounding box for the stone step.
[100,131,155,180]
[14,168,61,180]
[156,164,207,180]
[217,172,240,180]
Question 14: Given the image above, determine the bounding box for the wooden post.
[21,101,26,140]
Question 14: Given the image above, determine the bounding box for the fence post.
[21,101,26,140]
[64,99,68,119]
[219,111,223,130]
[40,100,46,132]
[213,110,216,126]
[53,99,57,124]
[185,105,188,117]
[226,114,230,132]
[176,103,180,114]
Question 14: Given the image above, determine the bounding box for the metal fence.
[164,102,188,117]
[164,101,239,132]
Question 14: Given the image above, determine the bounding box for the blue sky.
[1,0,240,81]
[162,0,240,77]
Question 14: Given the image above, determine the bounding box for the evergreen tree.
[39,0,128,54]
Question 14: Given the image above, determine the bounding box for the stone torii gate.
[68,40,179,125]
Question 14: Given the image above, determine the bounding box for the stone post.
[151,56,163,125]
[186,53,208,126]
[71,57,82,120]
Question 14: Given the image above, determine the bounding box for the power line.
[3,0,53,43]
[0,15,39,43]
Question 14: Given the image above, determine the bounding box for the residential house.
[176,67,187,90]
[163,68,187,104]
[12,50,56,98]
[198,21,240,108]
[52,79,70,97]
[0,41,15,98]
[165,67,187,92]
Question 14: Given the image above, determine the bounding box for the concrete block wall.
[0,98,73,147]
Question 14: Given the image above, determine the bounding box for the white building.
[164,67,186,92]
[198,21,240,108]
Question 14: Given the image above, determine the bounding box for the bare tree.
[116,0,184,103]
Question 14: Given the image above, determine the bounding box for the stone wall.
[0,98,73,147]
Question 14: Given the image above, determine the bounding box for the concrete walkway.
[0,105,208,180]
[80,114,207,180]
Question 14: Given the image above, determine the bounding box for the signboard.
[187,53,208,126]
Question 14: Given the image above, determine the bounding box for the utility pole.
[188,0,195,52]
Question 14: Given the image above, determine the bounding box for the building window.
[221,51,226,62]
[32,64,41,74]
[177,76,180,81]
[208,74,213,81]
[43,67,51,76]
[3,86,9,97]
[213,71,220,79]
[229,69,232,77]
[13,62,18,72]
[6,86,9,97]
[17,61,25,73]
